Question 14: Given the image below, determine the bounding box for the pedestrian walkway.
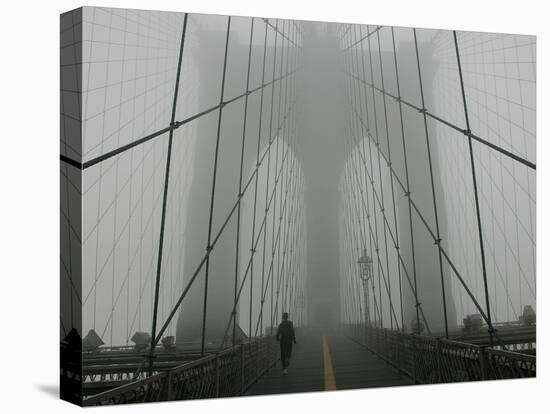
[246,328,412,396]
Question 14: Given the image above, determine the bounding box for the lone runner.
[276,312,296,375]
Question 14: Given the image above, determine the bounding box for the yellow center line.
[322,335,337,391]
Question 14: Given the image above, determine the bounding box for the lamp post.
[297,293,306,326]
[357,249,373,326]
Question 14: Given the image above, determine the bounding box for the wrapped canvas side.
[60,7,83,406]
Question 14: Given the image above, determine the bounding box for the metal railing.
[83,336,278,406]
[347,324,535,384]
[82,350,205,387]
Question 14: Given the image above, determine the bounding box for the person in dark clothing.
[276,312,296,374]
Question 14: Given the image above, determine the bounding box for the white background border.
[0,0,546,412]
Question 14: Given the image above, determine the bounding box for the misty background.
[60,7,535,345]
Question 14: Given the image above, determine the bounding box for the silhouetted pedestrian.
[276,312,296,374]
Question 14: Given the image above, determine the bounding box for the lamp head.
[357,249,373,281]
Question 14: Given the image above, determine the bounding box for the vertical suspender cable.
[201,17,232,356]
[232,17,255,345]
[453,30,494,344]
[391,27,420,334]
[253,22,269,337]
[149,13,188,364]
[412,28,449,338]
[376,29,405,332]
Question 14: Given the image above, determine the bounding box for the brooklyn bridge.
[60,7,536,405]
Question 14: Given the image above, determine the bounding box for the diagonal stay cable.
[344,96,508,348]
[341,25,383,52]
[221,149,296,348]
[345,71,535,171]
[224,62,298,343]
[59,69,301,171]
[151,99,298,348]
[343,131,402,331]
[253,148,297,338]
[263,18,299,48]
[346,120,431,334]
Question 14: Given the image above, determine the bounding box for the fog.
[60,7,536,346]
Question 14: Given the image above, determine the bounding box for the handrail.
[84,371,169,405]
[83,336,277,406]
[347,324,535,384]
